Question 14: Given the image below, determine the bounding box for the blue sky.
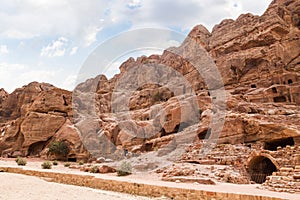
[0,0,272,93]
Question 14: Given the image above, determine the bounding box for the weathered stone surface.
[72,0,300,152]
[0,2,299,194]
[0,88,8,104]
[0,82,89,159]
[20,112,66,154]
[98,165,116,173]
[162,176,216,185]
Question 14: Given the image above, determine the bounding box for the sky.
[0,0,272,93]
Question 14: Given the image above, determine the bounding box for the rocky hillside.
[0,88,8,104]
[0,0,299,161]
[0,82,87,160]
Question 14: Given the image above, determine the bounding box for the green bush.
[15,157,27,166]
[116,161,132,176]
[78,161,84,165]
[52,161,58,166]
[64,162,71,167]
[48,140,69,158]
[90,166,99,173]
[41,161,52,169]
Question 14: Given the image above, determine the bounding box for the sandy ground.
[0,173,154,200]
[0,158,299,200]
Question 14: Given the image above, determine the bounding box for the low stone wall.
[0,167,284,200]
[261,166,300,193]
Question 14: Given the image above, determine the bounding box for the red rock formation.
[0,82,88,160]
[0,88,8,104]
[0,0,299,163]
[74,0,300,154]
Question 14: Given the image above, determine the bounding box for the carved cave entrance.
[264,137,294,151]
[67,157,77,162]
[248,156,277,184]
[28,141,47,156]
[273,96,287,103]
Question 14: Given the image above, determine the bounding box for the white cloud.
[0,45,9,54]
[70,46,78,55]
[0,0,109,46]
[0,61,78,92]
[0,62,64,92]
[108,0,272,31]
[0,0,273,92]
[83,26,102,47]
[0,0,272,46]
[61,74,77,91]
[19,70,57,85]
[0,62,26,71]
[2,30,37,39]
[40,37,68,57]
[127,0,142,9]
[0,62,27,92]
[18,41,25,48]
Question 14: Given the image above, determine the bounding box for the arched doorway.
[248,156,278,183]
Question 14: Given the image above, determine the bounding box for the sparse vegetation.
[15,157,27,166]
[48,140,69,159]
[52,160,58,166]
[116,161,132,176]
[90,166,99,173]
[78,161,84,165]
[64,162,71,167]
[41,161,52,169]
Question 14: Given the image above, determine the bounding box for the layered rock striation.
[0,82,87,160]
[0,0,299,167]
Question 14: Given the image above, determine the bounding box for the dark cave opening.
[273,96,287,103]
[248,156,277,183]
[198,128,212,140]
[264,137,294,151]
[28,141,47,156]
[67,157,77,162]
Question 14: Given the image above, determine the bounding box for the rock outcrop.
[0,88,8,104]
[0,82,88,161]
[73,0,300,157]
[0,0,299,175]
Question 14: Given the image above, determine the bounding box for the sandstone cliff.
[73,0,300,156]
[0,88,8,104]
[0,0,299,161]
[0,82,87,160]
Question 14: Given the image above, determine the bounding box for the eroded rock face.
[0,0,299,162]
[72,0,300,154]
[0,88,8,104]
[0,82,88,159]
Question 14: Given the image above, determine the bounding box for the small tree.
[48,140,69,160]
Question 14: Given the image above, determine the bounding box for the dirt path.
[1,158,299,200]
[0,173,153,200]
